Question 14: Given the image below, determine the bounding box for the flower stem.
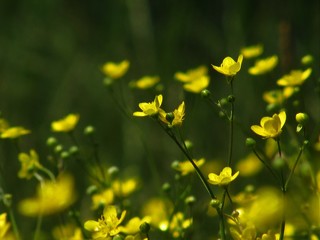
[8,207,21,240]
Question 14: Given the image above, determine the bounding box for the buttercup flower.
[111,178,139,198]
[52,224,83,240]
[208,167,239,186]
[175,66,210,93]
[18,149,43,179]
[277,68,311,98]
[133,95,163,117]
[0,118,9,133]
[119,216,151,235]
[91,189,114,210]
[0,213,10,239]
[236,153,263,177]
[159,101,185,127]
[240,44,263,59]
[248,55,278,75]
[51,114,79,132]
[172,158,205,176]
[0,126,30,139]
[129,76,160,89]
[263,89,285,105]
[18,174,76,216]
[84,205,126,239]
[101,60,130,79]
[251,111,286,139]
[212,55,243,76]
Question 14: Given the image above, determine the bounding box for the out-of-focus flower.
[168,212,192,238]
[0,118,9,133]
[101,60,130,79]
[212,55,243,76]
[0,213,10,239]
[91,188,114,210]
[263,89,285,105]
[240,44,263,59]
[276,68,312,97]
[51,114,79,132]
[251,111,286,139]
[129,76,160,89]
[84,205,126,239]
[172,158,205,176]
[112,178,139,198]
[236,154,263,177]
[52,224,83,240]
[18,174,76,216]
[230,223,256,240]
[133,95,163,117]
[175,66,210,93]
[18,149,43,179]
[119,216,151,235]
[159,101,185,127]
[0,126,30,139]
[208,167,239,186]
[248,55,278,75]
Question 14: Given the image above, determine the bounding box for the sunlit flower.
[18,174,76,216]
[159,101,185,127]
[251,111,286,139]
[129,76,160,89]
[52,224,83,240]
[51,114,79,132]
[230,223,256,240]
[236,153,263,177]
[119,216,151,235]
[240,44,263,59]
[208,167,239,186]
[0,213,10,239]
[91,189,114,210]
[172,158,205,176]
[133,95,163,117]
[0,126,30,139]
[84,205,126,239]
[212,55,243,76]
[18,149,43,179]
[101,60,130,79]
[169,212,192,238]
[248,55,278,75]
[0,118,9,133]
[111,178,139,198]
[277,68,312,87]
[175,66,210,93]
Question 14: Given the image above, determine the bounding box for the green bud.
[266,103,279,113]
[272,157,285,169]
[162,182,171,193]
[108,166,119,177]
[112,235,124,240]
[46,137,57,147]
[185,195,196,206]
[218,111,226,118]
[227,95,235,103]
[295,113,309,125]
[232,210,239,218]
[86,185,98,195]
[244,184,255,193]
[140,222,151,234]
[2,194,12,207]
[219,98,228,106]
[171,160,179,169]
[165,112,174,124]
[69,146,79,155]
[84,125,95,135]
[184,140,193,150]
[245,138,256,148]
[54,144,63,153]
[301,54,313,65]
[103,77,114,87]
[210,199,221,208]
[200,89,211,98]
[60,151,70,159]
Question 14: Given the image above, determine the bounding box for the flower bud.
[60,151,70,159]
[46,137,57,147]
[140,222,151,234]
[200,89,211,98]
[162,182,171,193]
[112,235,124,240]
[210,199,221,208]
[108,166,119,177]
[103,77,114,87]
[227,95,235,103]
[272,157,285,169]
[296,113,309,125]
[165,112,174,124]
[184,140,193,150]
[245,138,256,148]
[84,125,95,135]
[54,144,63,153]
[86,185,98,195]
[69,146,79,155]
[185,195,196,206]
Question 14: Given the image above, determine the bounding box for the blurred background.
[0,0,319,238]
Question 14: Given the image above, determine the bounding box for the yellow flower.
[18,149,43,179]
[277,68,312,87]
[0,213,10,239]
[0,126,30,139]
[159,101,185,127]
[0,118,9,133]
[248,55,278,75]
[240,44,263,59]
[84,205,126,239]
[172,158,205,176]
[236,153,263,177]
[175,66,210,93]
[119,216,151,235]
[251,111,286,139]
[168,212,192,238]
[129,76,160,89]
[111,178,139,198]
[52,224,83,240]
[212,55,243,76]
[133,95,163,117]
[18,174,76,216]
[262,89,285,105]
[51,113,79,132]
[208,167,239,186]
[101,60,130,79]
[91,188,114,210]
[175,66,208,82]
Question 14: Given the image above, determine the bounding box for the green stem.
[8,207,21,240]
[227,80,234,167]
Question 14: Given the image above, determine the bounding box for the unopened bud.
[200,89,211,98]
[84,125,95,135]
[245,138,256,148]
[140,222,151,234]
[296,113,309,125]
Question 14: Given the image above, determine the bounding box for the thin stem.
[227,80,234,167]
[8,207,21,240]
[284,145,304,189]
